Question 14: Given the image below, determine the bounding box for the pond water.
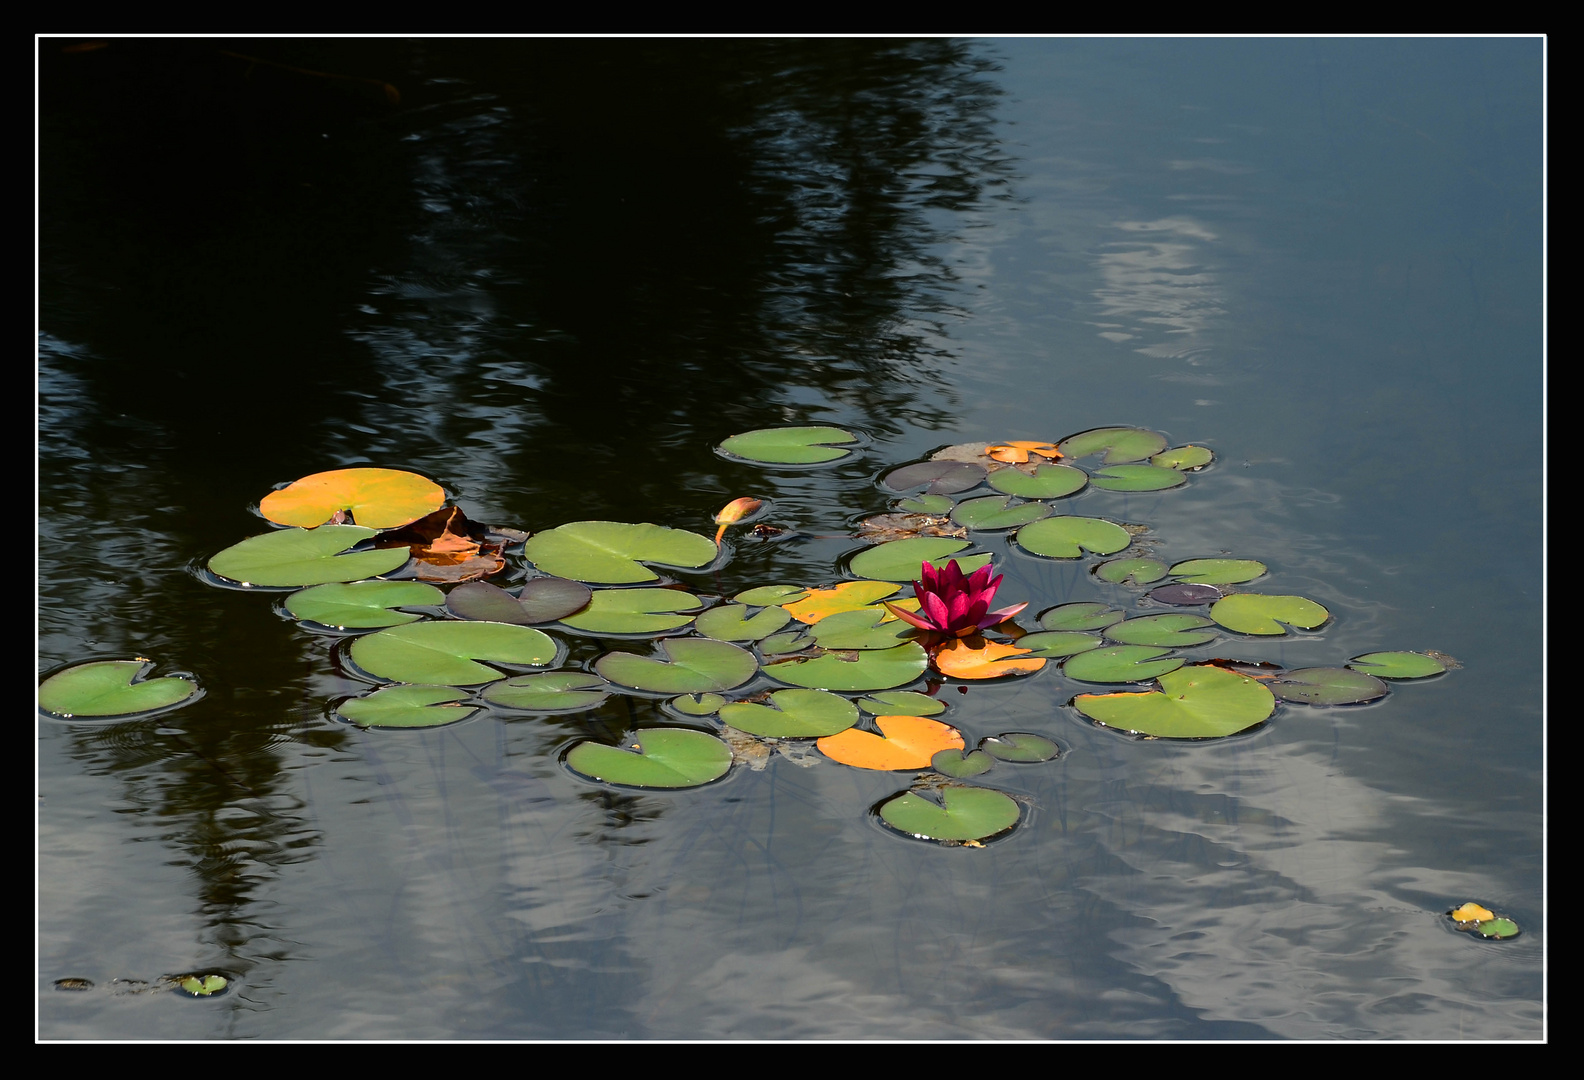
[38,38,1543,1040]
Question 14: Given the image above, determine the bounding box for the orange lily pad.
[932,637,1047,679]
[1448,902,1495,924]
[260,468,445,529]
[816,715,965,771]
[986,440,1062,464]
[783,580,901,624]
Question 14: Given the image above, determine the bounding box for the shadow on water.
[39,39,1019,1033]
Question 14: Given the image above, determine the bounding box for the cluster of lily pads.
[37,425,1454,846]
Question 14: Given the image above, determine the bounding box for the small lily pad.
[1074,664,1276,739]
[764,642,930,692]
[1168,559,1267,586]
[1095,558,1168,585]
[523,521,717,584]
[1346,651,1448,679]
[558,588,702,635]
[286,580,443,629]
[1057,427,1168,464]
[1104,614,1218,648]
[1473,918,1520,939]
[1151,445,1213,470]
[210,525,410,588]
[895,493,956,514]
[1063,645,1185,684]
[349,621,560,685]
[930,748,995,778]
[1268,667,1387,705]
[176,975,230,997]
[1015,631,1103,658]
[758,630,811,656]
[720,689,859,738]
[878,786,1020,843]
[481,672,612,713]
[39,660,199,719]
[695,603,793,641]
[595,638,758,695]
[847,538,992,582]
[1089,464,1187,492]
[566,728,733,788]
[952,495,1052,531]
[882,461,987,495]
[734,584,808,606]
[720,426,859,465]
[1149,583,1224,606]
[859,690,946,716]
[980,733,1060,762]
[668,693,727,717]
[1211,594,1330,635]
[1015,517,1132,559]
[1039,603,1124,632]
[337,684,479,728]
[987,463,1088,500]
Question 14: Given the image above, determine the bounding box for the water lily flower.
[713,497,764,544]
[883,560,1027,639]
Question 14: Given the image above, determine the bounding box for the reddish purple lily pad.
[446,578,592,625]
[1269,667,1388,705]
[882,461,988,495]
[1148,583,1224,606]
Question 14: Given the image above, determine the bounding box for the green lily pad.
[522,521,717,584]
[1105,614,1218,648]
[1074,664,1276,739]
[952,495,1052,531]
[695,603,793,642]
[858,690,947,716]
[558,588,702,635]
[566,728,733,788]
[895,493,956,514]
[1474,918,1520,940]
[349,621,560,685]
[720,689,858,738]
[847,538,992,582]
[481,672,612,712]
[39,660,199,719]
[808,607,917,650]
[878,786,1021,843]
[337,684,478,728]
[719,426,858,465]
[595,638,758,695]
[931,748,994,778]
[1057,427,1168,464]
[1062,645,1185,684]
[1089,464,1187,492]
[1168,559,1267,586]
[1268,667,1388,705]
[987,463,1088,500]
[1346,651,1448,679]
[980,733,1061,762]
[1151,445,1213,470]
[209,525,410,588]
[1038,603,1124,632]
[1015,631,1103,659]
[763,641,929,692]
[758,630,811,656]
[1211,594,1330,635]
[668,693,726,717]
[285,580,443,629]
[1095,558,1168,585]
[733,585,808,606]
[1015,516,1132,559]
[176,975,229,997]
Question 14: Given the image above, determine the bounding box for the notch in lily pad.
[596,638,758,695]
[720,689,858,738]
[175,974,230,998]
[481,672,612,713]
[1210,594,1330,636]
[1074,664,1275,739]
[348,621,561,686]
[1057,427,1168,464]
[285,580,443,629]
[1347,651,1451,679]
[1015,516,1132,559]
[1447,903,1520,940]
[39,659,201,720]
[259,467,445,529]
[447,578,592,625]
[209,525,411,588]
[523,521,718,584]
[719,426,859,465]
[336,685,479,729]
[1268,667,1387,705]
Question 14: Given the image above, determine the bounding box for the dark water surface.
[38,38,1543,1039]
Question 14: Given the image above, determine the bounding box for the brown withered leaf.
[375,507,507,583]
[856,513,968,543]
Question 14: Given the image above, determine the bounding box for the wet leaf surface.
[933,637,1047,679]
[39,660,198,719]
[877,786,1020,842]
[336,684,478,729]
[720,688,859,738]
[764,641,930,691]
[882,460,988,495]
[481,672,612,712]
[523,521,717,584]
[558,588,703,635]
[1152,445,1214,470]
[1014,631,1104,658]
[1094,558,1168,585]
[349,621,560,685]
[1268,667,1388,705]
[595,638,758,694]
[986,462,1088,499]
[1063,645,1185,683]
[1104,613,1218,648]
[695,603,793,641]
[848,538,991,582]
[210,526,410,588]
[817,714,964,770]
[1347,651,1449,679]
[447,577,593,625]
[1167,559,1266,586]
[980,732,1061,762]
[285,580,443,629]
[858,690,947,716]
[1074,664,1275,738]
[1039,602,1125,632]
[951,495,1052,531]
[930,748,995,778]
[1015,516,1132,559]
[782,580,901,623]
[1210,593,1330,635]
[719,426,858,464]
[1148,583,1224,606]
[1057,427,1168,464]
[1089,464,1187,492]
